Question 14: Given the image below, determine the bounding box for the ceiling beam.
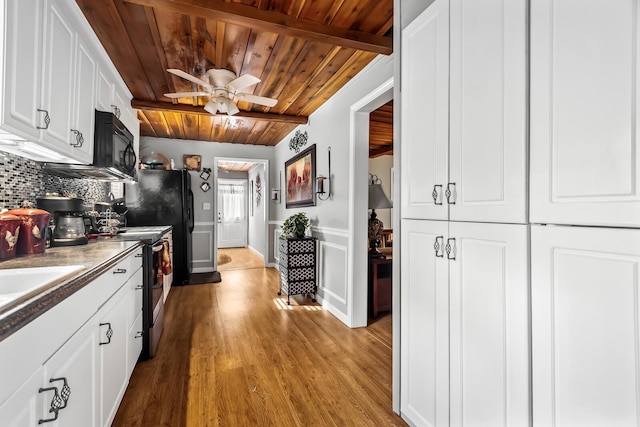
[123,0,393,55]
[369,146,393,158]
[131,99,309,124]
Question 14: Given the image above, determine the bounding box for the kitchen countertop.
[0,238,144,342]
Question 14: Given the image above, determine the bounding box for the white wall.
[272,54,394,325]
[368,155,394,228]
[139,137,274,271]
[248,163,266,258]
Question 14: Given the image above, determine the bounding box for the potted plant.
[281,212,310,239]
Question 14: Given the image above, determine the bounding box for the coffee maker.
[36,195,89,246]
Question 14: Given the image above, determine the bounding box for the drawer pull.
[135,253,143,258]
[99,322,113,345]
[113,268,127,274]
[135,331,143,339]
[38,377,70,424]
[135,284,143,290]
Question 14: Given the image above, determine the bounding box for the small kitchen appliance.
[36,195,88,247]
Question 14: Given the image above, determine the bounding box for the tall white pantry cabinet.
[400,0,640,426]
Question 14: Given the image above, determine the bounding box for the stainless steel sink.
[0,265,84,313]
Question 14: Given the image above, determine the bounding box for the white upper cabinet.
[532,225,640,426]
[530,0,640,227]
[96,69,115,113]
[401,0,449,221]
[41,0,75,152]
[449,0,527,224]
[401,0,528,224]
[2,0,44,140]
[71,39,97,162]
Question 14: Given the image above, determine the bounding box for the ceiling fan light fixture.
[227,100,240,115]
[204,99,217,115]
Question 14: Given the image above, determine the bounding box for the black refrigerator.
[125,169,194,285]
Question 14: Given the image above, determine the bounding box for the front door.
[217,179,248,248]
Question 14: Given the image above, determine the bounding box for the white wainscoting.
[318,240,349,324]
[192,223,214,273]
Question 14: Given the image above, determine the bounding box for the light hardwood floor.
[217,247,264,271]
[114,266,405,426]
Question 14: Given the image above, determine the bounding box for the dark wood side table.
[368,256,392,318]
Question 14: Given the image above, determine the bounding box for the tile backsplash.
[0,152,109,210]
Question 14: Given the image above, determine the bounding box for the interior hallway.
[114,266,404,426]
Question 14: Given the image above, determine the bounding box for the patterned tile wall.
[0,152,109,211]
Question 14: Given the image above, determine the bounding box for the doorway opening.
[213,157,270,272]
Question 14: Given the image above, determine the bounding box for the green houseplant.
[281,212,310,239]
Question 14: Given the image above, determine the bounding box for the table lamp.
[368,174,392,258]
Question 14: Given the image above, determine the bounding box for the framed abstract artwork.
[285,144,316,208]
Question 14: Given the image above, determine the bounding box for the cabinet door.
[71,40,97,163]
[41,318,98,426]
[401,0,449,220]
[98,289,129,427]
[449,0,527,224]
[400,219,449,427]
[449,222,530,426]
[0,367,43,426]
[530,0,640,227]
[532,225,640,426]
[96,69,114,112]
[41,0,75,153]
[2,0,43,139]
[127,311,143,378]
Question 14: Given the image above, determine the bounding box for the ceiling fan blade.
[227,74,260,92]
[167,69,211,88]
[235,93,278,107]
[164,91,210,99]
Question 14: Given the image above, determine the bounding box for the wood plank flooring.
[113,267,405,426]
[217,247,265,271]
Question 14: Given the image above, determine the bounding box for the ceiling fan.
[164,68,278,115]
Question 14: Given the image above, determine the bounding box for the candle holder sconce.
[271,170,282,203]
[316,146,332,201]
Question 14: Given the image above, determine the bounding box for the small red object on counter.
[5,207,51,255]
[0,213,22,260]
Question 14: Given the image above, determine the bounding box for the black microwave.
[45,110,137,180]
[93,110,137,178]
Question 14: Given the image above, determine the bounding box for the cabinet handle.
[446,238,457,260]
[135,331,143,339]
[38,377,70,424]
[446,182,456,205]
[135,284,143,290]
[135,253,143,258]
[111,104,121,118]
[69,129,84,147]
[434,236,444,258]
[432,184,443,205]
[36,109,50,129]
[99,322,113,345]
[113,268,127,274]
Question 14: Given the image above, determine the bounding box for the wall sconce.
[317,146,332,201]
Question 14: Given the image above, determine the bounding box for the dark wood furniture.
[369,256,392,318]
[278,237,317,305]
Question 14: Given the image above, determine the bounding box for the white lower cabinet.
[0,367,43,426]
[40,313,99,426]
[0,248,143,426]
[532,225,640,426]
[401,220,530,427]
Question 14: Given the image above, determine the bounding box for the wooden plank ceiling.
[75,0,393,148]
